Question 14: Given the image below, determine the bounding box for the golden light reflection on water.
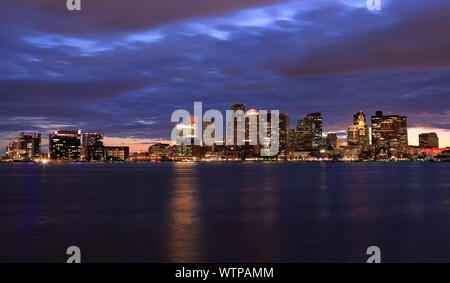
[167,163,203,262]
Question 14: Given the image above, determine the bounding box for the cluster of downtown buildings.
[2,104,449,162]
[3,130,129,162]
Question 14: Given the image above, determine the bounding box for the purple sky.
[1,0,450,153]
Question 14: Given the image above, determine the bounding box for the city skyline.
[2,110,450,155]
[3,108,449,159]
[1,0,450,154]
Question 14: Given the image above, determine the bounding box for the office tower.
[258,111,275,158]
[279,113,290,159]
[104,146,129,161]
[16,131,41,160]
[82,133,104,158]
[49,130,82,160]
[86,144,106,161]
[347,111,370,147]
[229,104,246,146]
[326,133,337,149]
[419,132,439,148]
[6,140,20,160]
[19,131,41,160]
[245,109,259,144]
[295,112,322,150]
[371,111,408,158]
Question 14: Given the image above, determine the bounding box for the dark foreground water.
[0,162,449,262]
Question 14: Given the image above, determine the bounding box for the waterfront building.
[371,111,408,159]
[148,143,172,160]
[419,132,439,148]
[82,133,104,158]
[129,152,151,162]
[6,140,20,160]
[19,131,41,160]
[419,148,448,157]
[104,146,129,161]
[86,144,106,161]
[49,130,81,160]
[343,145,363,161]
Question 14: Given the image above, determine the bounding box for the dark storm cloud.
[3,0,285,34]
[276,0,450,76]
[0,78,154,103]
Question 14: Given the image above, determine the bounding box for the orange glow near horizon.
[102,137,173,153]
[408,127,450,148]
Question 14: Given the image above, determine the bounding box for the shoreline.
[0,159,447,164]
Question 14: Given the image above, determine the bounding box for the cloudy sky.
[1,0,450,153]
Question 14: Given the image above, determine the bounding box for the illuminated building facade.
[419,132,439,148]
[82,133,104,158]
[149,143,172,160]
[6,140,20,160]
[230,104,246,146]
[86,145,106,161]
[5,131,41,161]
[104,146,129,161]
[347,111,370,148]
[49,130,82,160]
[18,131,41,160]
[343,145,363,161]
[371,111,408,158]
[279,113,290,159]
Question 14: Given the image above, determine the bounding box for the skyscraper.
[82,133,104,156]
[18,131,41,160]
[371,111,408,158]
[326,133,337,149]
[4,131,41,161]
[279,113,290,159]
[49,130,82,160]
[419,132,439,148]
[245,108,259,146]
[6,140,20,160]
[294,112,322,150]
[230,104,246,146]
[347,111,370,148]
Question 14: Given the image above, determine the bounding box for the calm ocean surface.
[0,162,449,262]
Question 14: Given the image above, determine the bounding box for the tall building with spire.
[347,111,370,148]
